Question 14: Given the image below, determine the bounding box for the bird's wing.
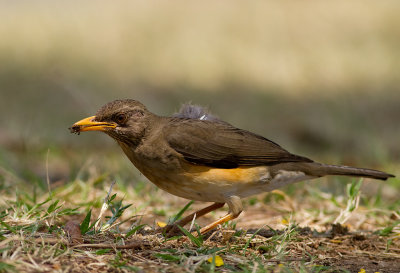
[165,119,313,168]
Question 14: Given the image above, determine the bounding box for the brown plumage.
[70,99,394,234]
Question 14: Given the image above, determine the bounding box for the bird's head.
[69,99,152,145]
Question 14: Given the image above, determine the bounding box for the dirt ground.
[54,224,400,273]
[144,200,400,272]
[250,226,400,273]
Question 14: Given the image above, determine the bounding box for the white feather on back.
[172,103,223,122]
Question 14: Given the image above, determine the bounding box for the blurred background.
[0,1,399,198]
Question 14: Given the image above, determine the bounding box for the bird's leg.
[174,202,225,227]
[199,196,242,235]
[164,202,225,235]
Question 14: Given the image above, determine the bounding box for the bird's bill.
[70,116,116,133]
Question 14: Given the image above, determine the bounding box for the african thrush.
[70,99,394,234]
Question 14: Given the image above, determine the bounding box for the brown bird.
[70,99,394,234]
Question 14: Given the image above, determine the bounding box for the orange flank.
[163,165,272,202]
[185,165,268,184]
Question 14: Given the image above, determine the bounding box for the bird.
[69,99,394,234]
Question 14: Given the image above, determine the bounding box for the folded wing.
[165,119,313,168]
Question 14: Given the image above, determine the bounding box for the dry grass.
[1,165,400,272]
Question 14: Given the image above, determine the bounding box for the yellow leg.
[199,196,243,235]
[199,213,236,234]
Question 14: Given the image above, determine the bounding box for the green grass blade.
[47,200,60,214]
[0,220,17,234]
[243,226,264,255]
[126,224,146,237]
[170,201,193,224]
[177,225,202,247]
[376,221,400,236]
[80,209,92,234]
[153,253,181,262]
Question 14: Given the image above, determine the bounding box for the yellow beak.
[69,116,116,133]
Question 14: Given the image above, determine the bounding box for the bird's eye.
[115,114,127,124]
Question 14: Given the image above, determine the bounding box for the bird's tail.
[312,163,395,181]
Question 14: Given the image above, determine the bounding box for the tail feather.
[316,163,394,181]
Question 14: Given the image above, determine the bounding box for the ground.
[1,174,399,273]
